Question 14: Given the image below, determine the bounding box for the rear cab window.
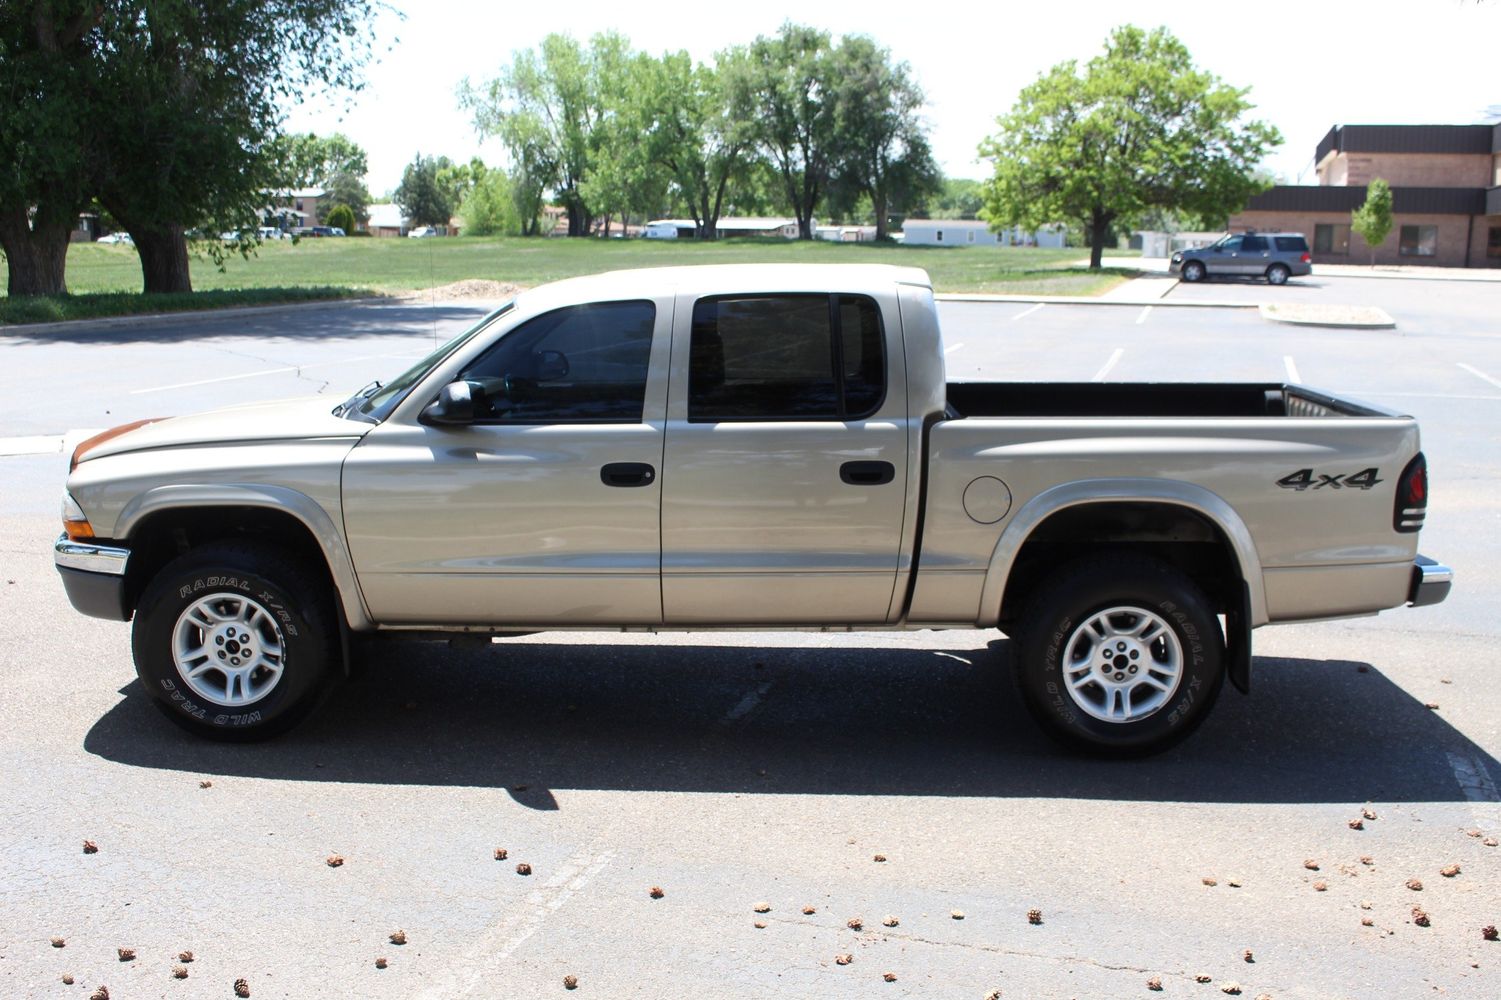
[688,294,885,422]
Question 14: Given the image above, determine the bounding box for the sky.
[283,0,1501,198]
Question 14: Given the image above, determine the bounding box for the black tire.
[131,541,341,741]
[1266,263,1290,286]
[1181,260,1206,283]
[1011,555,1225,755]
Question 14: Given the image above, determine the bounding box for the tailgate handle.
[840,461,895,486]
[601,462,655,488]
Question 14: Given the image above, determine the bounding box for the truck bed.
[945,382,1394,419]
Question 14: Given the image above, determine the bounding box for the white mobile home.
[901,219,1066,248]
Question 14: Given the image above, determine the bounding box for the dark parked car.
[1170,232,1312,285]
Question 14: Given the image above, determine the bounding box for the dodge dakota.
[54,264,1452,752]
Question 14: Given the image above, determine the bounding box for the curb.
[0,295,392,336]
[1258,304,1396,330]
[935,292,1257,308]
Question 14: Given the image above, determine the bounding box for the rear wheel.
[1012,555,1225,754]
[1181,260,1206,283]
[131,542,341,741]
[1266,263,1290,285]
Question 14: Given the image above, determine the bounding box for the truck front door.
[660,292,911,624]
[341,298,670,626]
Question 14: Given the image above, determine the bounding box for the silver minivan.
[1170,232,1312,285]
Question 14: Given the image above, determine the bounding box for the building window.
[1488,226,1501,259]
[967,230,975,244]
[1399,225,1437,257]
[1313,224,1350,255]
[936,230,943,242]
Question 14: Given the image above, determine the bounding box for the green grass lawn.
[2,236,1130,324]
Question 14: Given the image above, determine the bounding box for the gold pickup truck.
[54,264,1451,753]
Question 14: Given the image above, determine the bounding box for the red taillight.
[1394,453,1427,533]
[1301,253,1311,264]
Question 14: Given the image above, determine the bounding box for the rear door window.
[1241,235,1268,252]
[688,294,885,422]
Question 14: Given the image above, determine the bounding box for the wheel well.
[119,506,335,618]
[997,502,1244,627]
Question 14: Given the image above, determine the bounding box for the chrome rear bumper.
[1407,555,1453,608]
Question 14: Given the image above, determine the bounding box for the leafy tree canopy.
[1350,177,1393,263]
[979,25,1281,269]
[394,153,455,227]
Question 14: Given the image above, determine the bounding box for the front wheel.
[1181,260,1206,283]
[1012,556,1225,755]
[1266,263,1290,285]
[131,542,341,741]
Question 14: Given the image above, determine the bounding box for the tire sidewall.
[1018,566,1224,753]
[132,552,332,738]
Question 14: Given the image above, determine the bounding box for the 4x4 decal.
[1276,468,1382,492]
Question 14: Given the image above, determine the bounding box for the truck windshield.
[348,301,515,422]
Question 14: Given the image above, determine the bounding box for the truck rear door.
[659,291,912,624]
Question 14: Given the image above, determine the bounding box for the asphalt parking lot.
[2,276,1499,998]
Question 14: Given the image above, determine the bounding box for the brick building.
[1230,124,1501,269]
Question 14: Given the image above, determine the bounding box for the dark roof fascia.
[1244,185,1486,215]
[1487,186,1501,216]
[1315,125,1494,160]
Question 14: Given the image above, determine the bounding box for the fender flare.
[975,478,1268,629]
[114,483,372,631]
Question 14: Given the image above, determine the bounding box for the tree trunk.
[1088,208,1111,270]
[133,225,193,294]
[873,191,889,241]
[0,209,72,297]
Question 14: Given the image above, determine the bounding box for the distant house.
[815,225,877,242]
[365,203,409,237]
[268,188,330,227]
[644,217,802,240]
[901,219,1066,248]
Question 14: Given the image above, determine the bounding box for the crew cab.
[55,264,1451,753]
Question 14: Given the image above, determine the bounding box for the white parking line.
[0,428,103,458]
[1134,306,1152,325]
[943,342,965,355]
[1092,348,1124,382]
[1011,303,1045,322]
[1458,363,1501,391]
[1284,355,1301,384]
[1446,751,1501,831]
[130,352,405,394]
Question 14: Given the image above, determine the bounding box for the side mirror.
[420,380,478,426]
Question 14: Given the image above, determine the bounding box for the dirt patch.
[400,279,525,301]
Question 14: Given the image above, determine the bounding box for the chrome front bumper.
[55,534,132,621]
[1407,555,1453,608]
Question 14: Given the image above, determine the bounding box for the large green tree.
[743,23,838,240]
[633,49,757,239]
[828,36,939,240]
[979,25,1281,269]
[0,2,378,296]
[466,33,625,237]
[394,154,454,228]
[0,3,98,295]
[273,131,371,222]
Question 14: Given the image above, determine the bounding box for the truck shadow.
[84,638,1496,810]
